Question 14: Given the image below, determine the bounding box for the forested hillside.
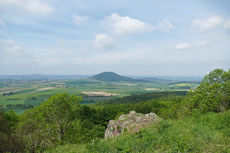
[91,72,137,82]
[0,68,229,153]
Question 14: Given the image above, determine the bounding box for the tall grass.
[86,111,230,153]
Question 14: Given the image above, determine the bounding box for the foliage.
[44,144,87,153]
[16,93,116,152]
[101,91,187,104]
[186,68,230,113]
[17,93,82,152]
[0,107,24,153]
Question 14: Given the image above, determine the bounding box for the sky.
[0,0,229,76]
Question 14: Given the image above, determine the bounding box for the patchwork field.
[0,76,200,113]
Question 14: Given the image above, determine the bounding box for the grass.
[85,110,230,153]
[44,144,88,153]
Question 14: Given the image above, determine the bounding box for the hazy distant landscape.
[0,72,201,113]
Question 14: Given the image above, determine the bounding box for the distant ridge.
[91,72,136,82]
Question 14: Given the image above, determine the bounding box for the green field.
[0,77,200,113]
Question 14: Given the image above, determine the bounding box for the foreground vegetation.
[0,68,229,153]
[50,110,230,153]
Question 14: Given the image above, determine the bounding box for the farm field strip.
[0,78,199,113]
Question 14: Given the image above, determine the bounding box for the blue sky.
[0,0,229,76]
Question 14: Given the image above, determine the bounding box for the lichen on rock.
[104,111,159,139]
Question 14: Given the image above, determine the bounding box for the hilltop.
[91,72,137,82]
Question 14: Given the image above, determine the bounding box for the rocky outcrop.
[105,111,159,139]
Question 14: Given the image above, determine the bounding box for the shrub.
[186,68,230,113]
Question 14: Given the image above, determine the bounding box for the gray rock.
[104,111,159,139]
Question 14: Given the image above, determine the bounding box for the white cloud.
[193,16,223,31]
[13,46,21,51]
[224,20,230,30]
[0,0,54,15]
[176,43,192,49]
[157,19,174,31]
[94,33,114,48]
[72,15,89,25]
[103,13,154,35]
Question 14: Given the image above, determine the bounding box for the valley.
[0,72,200,113]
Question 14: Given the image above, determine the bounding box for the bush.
[186,68,230,113]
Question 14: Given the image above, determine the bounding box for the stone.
[104,111,159,139]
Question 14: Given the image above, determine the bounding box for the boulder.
[105,111,159,139]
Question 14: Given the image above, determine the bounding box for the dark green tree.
[18,93,82,152]
[0,107,24,153]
